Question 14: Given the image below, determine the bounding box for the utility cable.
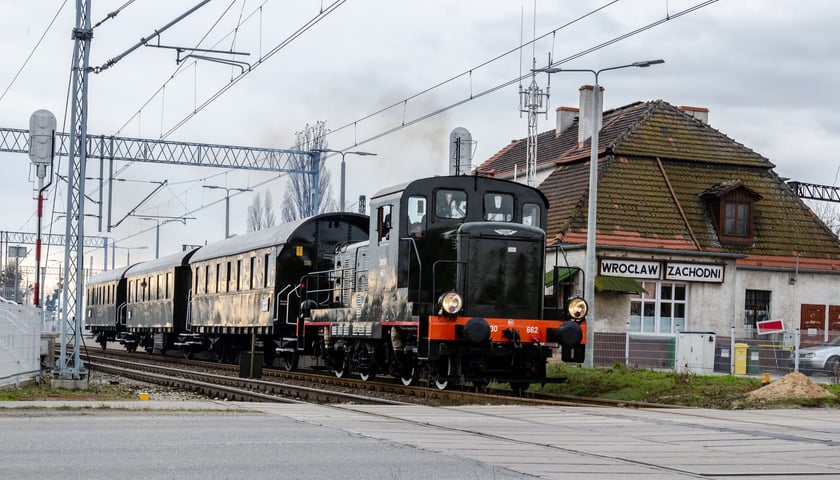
[0,0,69,105]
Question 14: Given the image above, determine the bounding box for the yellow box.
[138,392,150,401]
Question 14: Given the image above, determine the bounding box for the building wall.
[548,250,840,338]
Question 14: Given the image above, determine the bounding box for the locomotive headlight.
[437,291,464,316]
[566,297,588,319]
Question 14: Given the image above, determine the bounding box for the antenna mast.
[519,57,552,187]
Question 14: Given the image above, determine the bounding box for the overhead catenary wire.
[90,0,719,245]
[323,0,719,153]
[26,0,719,266]
[0,0,70,105]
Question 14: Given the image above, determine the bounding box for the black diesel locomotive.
[86,175,586,390]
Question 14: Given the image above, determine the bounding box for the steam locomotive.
[85,175,586,390]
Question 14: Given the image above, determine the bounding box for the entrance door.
[800,304,826,347]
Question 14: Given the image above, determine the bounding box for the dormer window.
[700,180,761,245]
[723,197,751,237]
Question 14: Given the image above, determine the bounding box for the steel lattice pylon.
[56,0,92,379]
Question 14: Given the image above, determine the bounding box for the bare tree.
[246,190,277,232]
[1,263,23,302]
[281,121,336,222]
[806,199,840,237]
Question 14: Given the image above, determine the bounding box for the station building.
[476,86,840,368]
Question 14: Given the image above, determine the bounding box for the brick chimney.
[555,106,579,138]
[679,105,709,124]
[578,85,604,144]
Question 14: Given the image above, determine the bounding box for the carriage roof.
[189,212,368,263]
[125,248,198,277]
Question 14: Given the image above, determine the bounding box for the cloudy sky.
[1,0,838,282]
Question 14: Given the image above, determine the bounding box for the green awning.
[595,275,646,294]
[545,267,578,287]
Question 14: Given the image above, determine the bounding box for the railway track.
[77,347,681,408]
[83,352,406,405]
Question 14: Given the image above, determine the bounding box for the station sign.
[599,259,660,279]
[600,258,725,283]
[665,262,724,283]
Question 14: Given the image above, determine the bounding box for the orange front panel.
[428,315,565,343]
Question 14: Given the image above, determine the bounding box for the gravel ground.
[76,370,214,402]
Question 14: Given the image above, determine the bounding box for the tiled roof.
[478,100,840,267]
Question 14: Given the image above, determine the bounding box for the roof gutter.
[549,243,747,260]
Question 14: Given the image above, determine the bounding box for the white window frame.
[629,281,688,334]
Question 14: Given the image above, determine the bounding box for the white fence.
[0,298,41,388]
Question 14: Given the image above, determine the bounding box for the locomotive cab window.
[407,196,426,237]
[483,193,513,221]
[377,205,393,242]
[522,203,541,227]
[436,189,466,219]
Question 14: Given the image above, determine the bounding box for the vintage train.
[85,175,587,390]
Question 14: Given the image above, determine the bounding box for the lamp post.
[544,59,664,368]
[313,149,377,211]
[112,245,148,268]
[137,216,192,259]
[203,185,253,238]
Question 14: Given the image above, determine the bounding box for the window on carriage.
[166,272,171,299]
[436,189,466,219]
[194,267,200,294]
[249,257,255,290]
[236,259,242,291]
[483,193,514,221]
[215,264,221,293]
[204,265,210,294]
[156,274,162,300]
[522,203,541,227]
[226,261,232,292]
[263,254,270,288]
[377,205,393,243]
[407,196,427,238]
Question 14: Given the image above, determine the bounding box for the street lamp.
[545,59,664,368]
[137,216,192,259]
[203,185,253,239]
[313,149,377,211]
[112,245,148,268]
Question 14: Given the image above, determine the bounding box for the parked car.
[793,336,840,375]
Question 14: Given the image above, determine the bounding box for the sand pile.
[746,372,833,401]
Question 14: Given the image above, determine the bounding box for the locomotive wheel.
[399,367,416,386]
[333,358,350,378]
[433,357,452,390]
[357,344,377,382]
[283,352,298,372]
